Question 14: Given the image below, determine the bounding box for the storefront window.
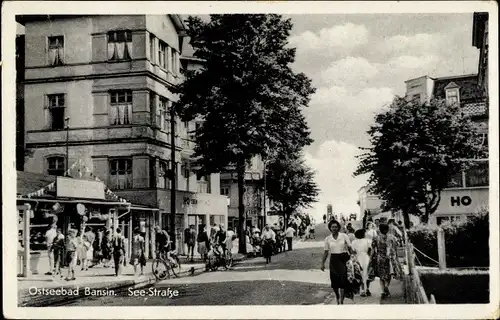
[465,161,489,187]
[209,215,224,227]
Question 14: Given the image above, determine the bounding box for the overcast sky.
[284,14,479,220]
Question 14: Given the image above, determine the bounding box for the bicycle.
[206,244,232,271]
[152,242,181,280]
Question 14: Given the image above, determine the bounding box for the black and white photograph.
[2,1,498,319]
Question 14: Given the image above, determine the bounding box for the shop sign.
[436,188,488,214]
[56,177,105,200]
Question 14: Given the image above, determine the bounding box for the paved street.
[56,224,404,306]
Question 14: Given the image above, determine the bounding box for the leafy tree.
[265,154,319,229]
[175,15,315,253]
[354,97,486,226]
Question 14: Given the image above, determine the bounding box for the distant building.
[403,73,488,225]
[357,185,384,217]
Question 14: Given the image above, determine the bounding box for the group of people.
[44,224,135,281]
[321,218,404,304]
[181,224,237,263]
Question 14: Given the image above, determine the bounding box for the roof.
[17,171,57,195]
[432,74,483,102]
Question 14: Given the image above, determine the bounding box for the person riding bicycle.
[154,226,177,266]
[213,224,227,256]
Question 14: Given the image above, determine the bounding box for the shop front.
[430,187,489,225]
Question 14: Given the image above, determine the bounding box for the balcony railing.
[462,102,487,117]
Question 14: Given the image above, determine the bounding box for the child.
[65,229,79,281]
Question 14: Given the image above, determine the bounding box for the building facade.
[17,15,228,255]
[220,156,265,231]
[357,185,384,217]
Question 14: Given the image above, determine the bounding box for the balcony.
[462,102,487,117]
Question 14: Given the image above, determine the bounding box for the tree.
[354,97,486,226]
[265,154,319,229]
[175,15,315,253]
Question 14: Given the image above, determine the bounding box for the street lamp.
[65,117,70,176]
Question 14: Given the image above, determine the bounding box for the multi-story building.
[220,156,266,231]
[17,15,228,256]
[401,73,489,225]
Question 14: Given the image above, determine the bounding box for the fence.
[403,233,436,304]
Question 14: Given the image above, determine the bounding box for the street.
[56,224,404,306]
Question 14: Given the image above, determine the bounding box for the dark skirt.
[329,253,348,289]
[262,240,273,258]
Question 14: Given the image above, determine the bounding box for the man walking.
[285,225,295,251]
[112,228,126,276]
[45,224,57,275]
[185,225,197,262]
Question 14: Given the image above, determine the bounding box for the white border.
[2,1,499,319]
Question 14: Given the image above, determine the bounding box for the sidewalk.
[18,260,206,307]
[324,278,405,305]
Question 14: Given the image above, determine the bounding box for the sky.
[284,14,479,221]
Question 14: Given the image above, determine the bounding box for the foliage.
[354,97,486,223]
[174,15,315,253]
[264,154,319,228]
[407,211,489,268]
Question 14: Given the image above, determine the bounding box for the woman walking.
[261,225,276,264]
[65,229,79,281]
[130,228,146,276]
[373,223,398,298]
[351,229,373,296]
[321,220,353,304]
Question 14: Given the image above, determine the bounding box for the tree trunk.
[283,212,288,230]
[237,158,247,254]
[403,210,410,230]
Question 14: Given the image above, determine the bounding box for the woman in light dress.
[351,229,373,296]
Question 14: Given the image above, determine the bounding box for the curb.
[19,254,248,306]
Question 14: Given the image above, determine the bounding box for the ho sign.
[450,196,472,207]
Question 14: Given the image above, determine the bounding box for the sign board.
[435,188,488,215]
[56,177,105,200]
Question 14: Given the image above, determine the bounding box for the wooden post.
[23,204,31,277]
[128,212,133,261]
[437,227,446,269]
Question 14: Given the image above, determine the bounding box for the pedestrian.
[261,224,276,264]
[309,223,316,239]
[321,220,353,305]
[365,222,378,240]
[130,227,146,276]
[84,227,95,268]
[44,223,57,275]
[52,228,65,277]
[372,223,399,298]
[65,229,79,281]
[93,229,104,267]
[225,227,236,258]
[112,228,126,276]
[351,229,372,297]
[185,225,197,262]
[101,229,112,267]
[77,231,89,271]
[285,225,295,251]
[197,224,209,262]
[346,224,356,242]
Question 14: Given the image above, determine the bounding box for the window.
[158,161,171,189]
[47,156,66,176]
[149,34,155,64]
[197,174,211,193]
[48,36,64,66]
[171,49,177,74]
[182,163,190,179]
[465,161,489,187]
[220,187,230,196]
[149,158,157,188]
[158,41,167,69]
[108,31,132,61]
[46,94,66,130]
[157,97,169,131]
[109,159,132,189]
[110,90,132,125]
[446,89,460,106]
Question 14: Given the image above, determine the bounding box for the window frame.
[220,186,230,196]
[445,88,460,106]
[158,160,171,189]
[107,30,132,61]
[46,93,66,130]
[109,158,133,189]
[109,90,133,126]
[46,155,66,176]
[47,35,65,66]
